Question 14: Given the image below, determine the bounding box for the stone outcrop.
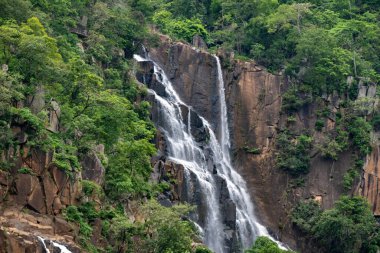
[0,148,81,215]
[356,133,380,216]
[0,206,81,253]
[81,151,105,185]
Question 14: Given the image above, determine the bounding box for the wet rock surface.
[141,39,367,252]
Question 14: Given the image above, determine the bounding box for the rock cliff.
[142,37,380,251]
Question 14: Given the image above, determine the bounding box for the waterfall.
[134,51,274,252]
[213,56,270,247]
[37,236,72,253]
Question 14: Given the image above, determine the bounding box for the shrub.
[195,246,213,253]
[348,117,372,155]
[18,167,33,174]
[291,200,322,233]
[82,180,103,197]
[276,132,312,176]
[319,139,343,160]
[343,168,360,191]
[243,146,262,154]
[245,236,294,253]
[315,119,324,131]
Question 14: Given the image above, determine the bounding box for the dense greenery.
[65,199,199,252]
[292,196,380,253]
[136,0,379,87]
[0,0,205,252]
[245,236,294,253]
[276,131,313,176]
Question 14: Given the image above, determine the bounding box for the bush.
[343,168,360,190]
[82,180,103,197]
[276,132,313,176]
[319,139,343,160]
[315,119,324,131]
[348,117,372,155]
[245,236,294,253]
[195,246,213,253]
[282,88,311,113]
[291,200,322,233]
[243,146,262,154]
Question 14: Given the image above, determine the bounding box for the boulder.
[47,101,61,133]
[192,35,207,50]
[81,152,105,185]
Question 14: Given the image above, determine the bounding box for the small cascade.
[134,50,277,252]
[37,236,72,253]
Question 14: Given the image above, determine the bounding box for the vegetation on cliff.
[0,0,201,252]
[292,196,380,253]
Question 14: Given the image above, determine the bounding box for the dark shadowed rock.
[81,152,105,185]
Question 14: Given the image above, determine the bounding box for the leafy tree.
[313,196,380,253]
[0,0,32,23]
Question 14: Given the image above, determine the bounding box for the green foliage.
[372,112,380,131]
[314,119,324,131]
[64,205,93,239]
[292,196,380,253]
[245,236,294,253]
[153,10,209,42]
[82,180,103,197]
[195,246,213,253]
[276,132,313,176]
[343,168,360,190]
[343,158,365,191]
[138,200,196,252]
[243,146,262,154]
[347,116,372,155]
[18,167,33,174]
[319,138,343,160]
[313,196,379,253]
[291,200,322,233]
[281,87,311,113]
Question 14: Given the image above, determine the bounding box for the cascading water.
[134,51,274,252]
[37,236,72,253]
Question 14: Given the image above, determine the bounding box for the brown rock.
[52,197,63,214]
[81,152,105,185]
[53,217,73,236]
[192,35,207,50]
[51,167,68,192]
[356,146,380,215]
[47,101,61,133]
[43,175,59,214]
[14,174,39,205]
[27,182,46,213]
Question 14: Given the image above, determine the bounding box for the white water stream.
[37,236,72,253]
[134,51,275,252]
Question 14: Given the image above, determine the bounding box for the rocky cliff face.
[143,37,380,251]
[0,92,105,252]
